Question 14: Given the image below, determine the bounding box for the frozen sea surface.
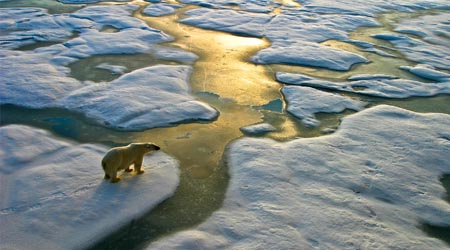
[0,125,180,250]
[0,5,216,131]
[1,0,450,249]
[176,0,449,71]
[148,105,450,250]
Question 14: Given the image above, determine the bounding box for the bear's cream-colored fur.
[101,143,160,183]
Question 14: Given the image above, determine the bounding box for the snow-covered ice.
[180,8,271,38]
[148,105,450,250]
[400,65,450,82]
[371,30,450,71]
[60,65,219,130]
[0,125,180,250]
[240,123,277,135]
[277,72,450,98]
[0,5,215,131]
[143,3,182,17]
[394,12,450,47]
[252,40,368,71]
[2,0,450,249]
[282,86,366,127]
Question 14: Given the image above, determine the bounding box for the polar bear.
[101,143,160,183]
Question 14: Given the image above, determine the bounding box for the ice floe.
[148,105,450,250]
[0,49,85,108]
[181,8,271,37]
[59,65,219,130]
[240,123,277,135]
[276,72,450,98]
[252,40,368,71]
[143,3,182,17]
[0,8,92,50]
[0,6,214,130]
[0,125,180,250]
[372,22,450,71]
[394,12,450,47]
[401,65,450,82]
[281,86,366,127]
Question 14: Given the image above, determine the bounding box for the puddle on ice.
[69,54,180,82]
[1,2,450,249]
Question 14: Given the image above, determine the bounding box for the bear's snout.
[155,145,161,150]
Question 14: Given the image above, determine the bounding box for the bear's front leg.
[134,160,145,174]
[110,172,121,183]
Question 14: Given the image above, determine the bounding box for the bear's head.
[130,143,161,153]
[145,143,161,151]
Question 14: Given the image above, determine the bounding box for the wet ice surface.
[0,125,180,250]
[148,105,450,250]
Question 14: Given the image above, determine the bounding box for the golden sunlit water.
[1,1,450,249]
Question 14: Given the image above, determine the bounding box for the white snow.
[148,105,450,250]
[0,49,85,108]
[401,65,450,82]
[59,65,219,130]
[181,8,271,37]
[240,123,277,135]
[252,40,368,71]
[143,3,182,17]
[281,86,366,127]
[276,72,450,98]
[0,125,180,250]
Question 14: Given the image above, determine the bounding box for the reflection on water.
[136,7,279,106]
[1,1,450,249]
